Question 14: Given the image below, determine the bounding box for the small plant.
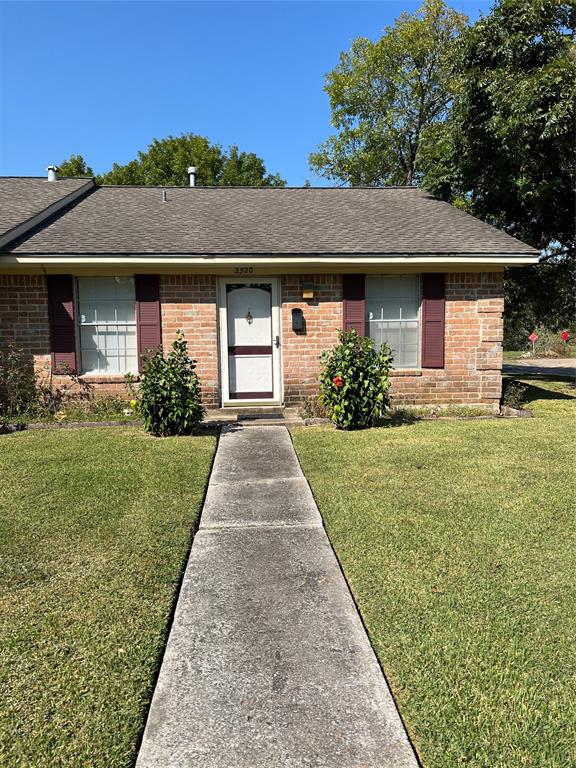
[502,379,528,410]
[62,395,132,422]
[319,330,393,430]
[0,344,37,418]
[124,372,138,398]
[525,326,575,358]
[139,331,204,436]
[299,393,329,420]
[35,366,93,417]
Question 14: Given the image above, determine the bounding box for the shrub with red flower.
[319,330,393,430]
[561,330,570,342]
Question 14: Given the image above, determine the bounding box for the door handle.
[274,335,280,348]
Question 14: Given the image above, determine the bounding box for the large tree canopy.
[57,135,285,187]
[57,154,94,178]
[98,134,285,187]
[309,0,467,185]
[423,0,575,254]
[422,0,575,342]
[310,0,575,340]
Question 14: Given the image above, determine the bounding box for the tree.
[98,133,285,187]
[309,0,467,186]
[220,146,285,187]
[57,154,94,178]
[422,0,575,339]
[424,0,575,252]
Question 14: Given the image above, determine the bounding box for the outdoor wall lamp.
[302,281,314,299]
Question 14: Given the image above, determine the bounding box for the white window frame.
[365,274,421,368]
[76,276,138,375]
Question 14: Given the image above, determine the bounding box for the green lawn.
[0,427,216,767]
[293,379,576,768]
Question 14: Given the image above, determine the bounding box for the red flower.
[332,376,344,388]
[528,332,538,343]
[561,330,570,342]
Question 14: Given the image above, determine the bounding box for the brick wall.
[0,274,51,379]
[280,271,503,411]
[281,274,343,405]
[160,275,219,406]
[389,272,504,410]
[0,271,504,410]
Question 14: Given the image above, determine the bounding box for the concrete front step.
[204,407,303,427]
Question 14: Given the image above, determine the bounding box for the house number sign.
[233,267,254,275]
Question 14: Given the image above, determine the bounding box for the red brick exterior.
[0,271,504,411]
[389,272,504,410]
[0,274,51,380]
[159,275,219,406]
[281,274,343,405]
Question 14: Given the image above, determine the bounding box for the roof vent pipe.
[187,166,196,187]
[46,165,58,182]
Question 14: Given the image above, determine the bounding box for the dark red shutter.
[421,273,445,368]
[47,275,77,373]
[135,274,162,372]
[343,274,365,336]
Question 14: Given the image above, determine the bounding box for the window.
[366,275,420,368]
[77,277,137,374]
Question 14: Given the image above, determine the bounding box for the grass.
[0,427,216,767]
[292,379,576,768]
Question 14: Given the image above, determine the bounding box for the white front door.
[218,278,282,405]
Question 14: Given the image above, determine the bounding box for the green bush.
[319,330,393,430]
[0,344,36,418]
[502,379,528,410]
[510,325,575,357]
[139,332,204,436]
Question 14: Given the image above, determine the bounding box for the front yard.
[0,427,216,767]
[2,380,574,767]
[293,379,576,768]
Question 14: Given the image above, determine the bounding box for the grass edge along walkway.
[292,378,576,768]
[0,426,216,768]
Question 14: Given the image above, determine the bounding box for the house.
[0,171,539,411]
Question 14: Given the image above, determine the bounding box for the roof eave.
[0,180,96,251]
[0,251,539,268]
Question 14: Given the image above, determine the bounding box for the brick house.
[0,174,538,411]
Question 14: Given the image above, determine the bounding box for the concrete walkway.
[136,426,419,768]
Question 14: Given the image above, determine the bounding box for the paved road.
[136,426,419,768]
[503,357,575,378]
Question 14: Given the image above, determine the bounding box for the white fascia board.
[2,252,539,266]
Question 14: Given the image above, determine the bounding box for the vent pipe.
[187,166,197,187]
[46,165,58,182]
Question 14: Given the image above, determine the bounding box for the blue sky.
[0,1,492,185]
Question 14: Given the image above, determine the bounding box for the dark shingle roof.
[6,185,537,255]
[0,177,94,240]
